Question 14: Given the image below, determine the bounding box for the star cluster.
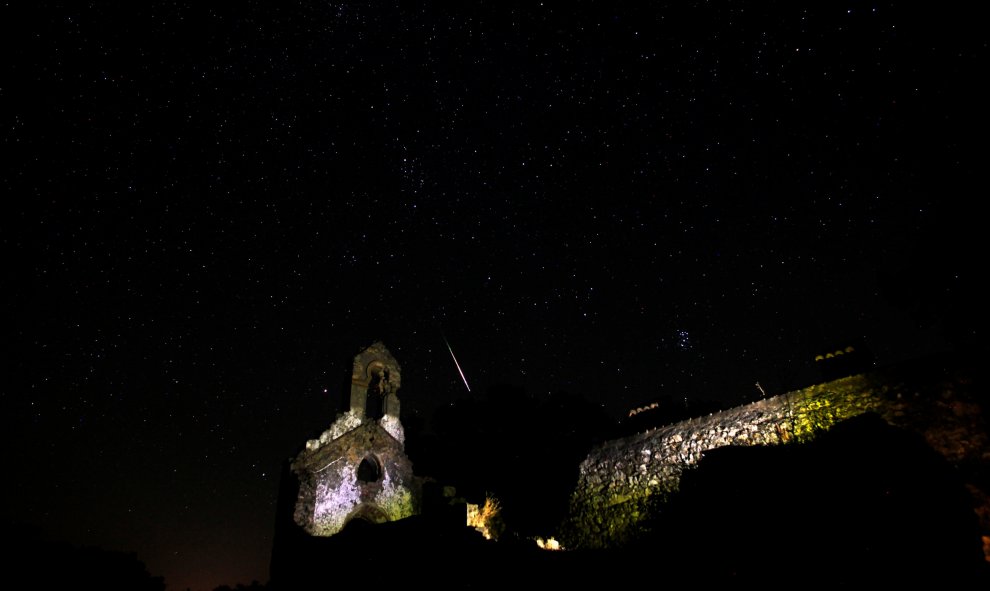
[4,3,984,590]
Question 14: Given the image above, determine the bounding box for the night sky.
[4,3,986,590]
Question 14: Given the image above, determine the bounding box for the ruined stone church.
[270,342,495,586]
[287,341,425,536]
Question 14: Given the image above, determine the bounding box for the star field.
[4,3,985,590]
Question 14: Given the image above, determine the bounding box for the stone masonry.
[561,360,989,553]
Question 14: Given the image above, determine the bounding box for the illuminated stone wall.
[561,362,989,551]
[292,418,421,536]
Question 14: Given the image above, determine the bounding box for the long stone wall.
[560,361,989,551]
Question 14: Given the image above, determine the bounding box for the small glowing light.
[535,536,563,551]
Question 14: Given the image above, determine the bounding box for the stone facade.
[561,361,990,553]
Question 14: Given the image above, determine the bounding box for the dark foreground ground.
[270,413,990,590]
[3,411,988,589]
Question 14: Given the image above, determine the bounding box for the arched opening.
[365,364,388,420]
[357,456,382,483]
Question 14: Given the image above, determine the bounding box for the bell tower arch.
[349,341,402,420]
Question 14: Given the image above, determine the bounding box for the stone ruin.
[289,341,424,536]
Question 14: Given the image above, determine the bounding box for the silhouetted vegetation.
[418,384,613,538]
[633,412,990,585]
[4,522,165,590]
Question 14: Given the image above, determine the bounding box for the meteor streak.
[442,335,471,392]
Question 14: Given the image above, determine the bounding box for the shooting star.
[442,335,471,392]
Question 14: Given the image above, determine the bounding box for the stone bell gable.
[350,340,402,421]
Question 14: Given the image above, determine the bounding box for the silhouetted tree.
[4,521,165,590]
[636,413,990,585]
[427,383,613,537]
